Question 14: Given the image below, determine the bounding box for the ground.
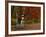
[11,23,41,31]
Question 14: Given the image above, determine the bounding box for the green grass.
[24,19,40,24]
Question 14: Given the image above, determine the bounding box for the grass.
[24,19,40,24]
[11,18,40,25]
